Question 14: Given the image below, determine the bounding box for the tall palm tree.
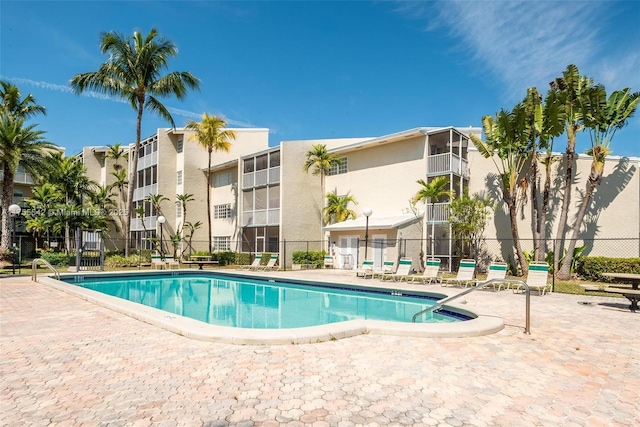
[106,143,128,171]
[1,81,54,252]
[548,64,594,273]
[176,193,195,227]
[411,176,452,261]
[556,87,640,279]
[471,103,533,275]
[146,193,169,217]
[185,114,236,254]
[27,183,63,248]
[303,144,342,242]
[323,191,357,224]
[70,28,200,256]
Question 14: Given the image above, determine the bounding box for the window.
[214,170,233,187]
[214,203,232,219]
[213,236,230,252]
[256,154,268,171]
[269,151,280,168]
[177,170,183,185]
[243,158,255,174]
[328,157,348,175]
[176,204,182,219]
[177,138,183,153]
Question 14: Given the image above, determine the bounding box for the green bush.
[210,251,235,266]
[42,252,73,267]
[235,252,251,265]
[260,252,272,266]
[576,257,640,281]
[105,255,128,268]
[292,250,326,268]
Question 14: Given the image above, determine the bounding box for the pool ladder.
[411,278,531,334]
[31,258,61,281]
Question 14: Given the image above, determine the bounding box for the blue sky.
[1,0,639,156]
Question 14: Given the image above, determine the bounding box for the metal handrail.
[31,258,61,281]
[412,278,531,334]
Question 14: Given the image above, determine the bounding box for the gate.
[75,229,104,271]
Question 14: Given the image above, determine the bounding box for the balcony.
[427,153,468,177]
[242,166,280,189]
[425,202,450,223]
[136,151,158,171]
[133,184,158,201]
[0,171,35,185]
[242,209,280,226]
[131,215,159,232]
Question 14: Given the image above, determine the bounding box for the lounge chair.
[381,258,412,282]
[372,260,395,278]
[238,254,262,270]
[323,255,334,269]
[355,260,374,278]
[165,257,180,269]
[474,261,508,290]
[411,258,441,284]
[441,259,476,287]
[257,254,279,271]
[151,255,165,270]
[513,262,550,295]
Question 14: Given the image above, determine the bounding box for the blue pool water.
[66,273,470,329]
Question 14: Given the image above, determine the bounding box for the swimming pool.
[38,270,504,344]
[65,273,469,328]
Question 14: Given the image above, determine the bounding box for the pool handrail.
[412,278,531,334]
[31,258,61,281]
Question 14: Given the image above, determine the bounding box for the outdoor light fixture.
[8,204,21,274]
[363,208,372,261]
[157,215,166,259]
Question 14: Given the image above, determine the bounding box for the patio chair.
[441,259,476,287]
[372,260,395,278]
[513,262,550,295]
[355,260,374,278]
[411,258,441,284]
[151,255,165,270]
[474,261,508,290]
[165,257,180,269]
[381,258,413,282]
[257,254,279,271]
[238,254,262,270]
[323,255,334,269]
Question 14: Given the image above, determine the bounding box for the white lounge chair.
[257,254,279,271]
[513,262,550,295]
[151,255,165,270]
[442,259,476,287]
[355,260,374,278]
[381,258,412,282]
[372,260,395,278]
[474,261,508,290]
[238,254,262,270]
[165,257,180,269]
[411,258,441,284]
[323,255,334,269]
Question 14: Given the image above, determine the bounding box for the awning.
[323,213,423,231]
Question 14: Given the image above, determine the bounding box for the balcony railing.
[136,151,158,171]
[0,171,35,185]
[131,215,158,232]
[242,208,280,226]
[425,203,450,223]
[243,166,280,189]
[133,183,158,201]
[427,153,468,177]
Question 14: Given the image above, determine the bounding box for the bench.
[603,287,640,312]
[182,260,219,270]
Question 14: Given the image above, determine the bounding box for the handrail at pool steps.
[412,278,531,334]
[31,258,61,281]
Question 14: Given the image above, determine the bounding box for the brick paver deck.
[1,272,639,426]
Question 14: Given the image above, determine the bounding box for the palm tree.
[323,191,357,224]
[548,64,594,273]
[176,193,195,228]
[106,143,128,171]
[70,28,200,256]
[185,114,236,254]
[303,144,342,242]
[412,176,452,262]
[556,87,640,279]
[471,104,533,275]
[1,81,54,252]
[27,183,62,248]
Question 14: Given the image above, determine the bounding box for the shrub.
[211,251,235,266]
[235,252,251,265]
[105,255,128,268]
[42,251,73,267]
[576,257,640,281]
[292,250,326,268]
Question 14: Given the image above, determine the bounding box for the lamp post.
[363,207,372,261]
[8,204,22,274]
[157,215,166,259]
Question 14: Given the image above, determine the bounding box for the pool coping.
[36,270,504,344]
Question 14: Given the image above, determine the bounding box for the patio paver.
[1,272,639,426]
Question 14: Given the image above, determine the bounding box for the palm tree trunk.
[539,164,552,262]
[553,127,576,273]
[207,150,212,254]
[507,195,528,275]
[125,102,144,256]
[531,158,542,261]
[0,164,15,252]
[430,203,436,261]
[320,172,325,245]
[557,176,598,279]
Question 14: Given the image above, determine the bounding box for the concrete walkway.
[1,271,638,426]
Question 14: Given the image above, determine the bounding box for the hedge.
[292,250,326,268]
[575,256,640,281]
